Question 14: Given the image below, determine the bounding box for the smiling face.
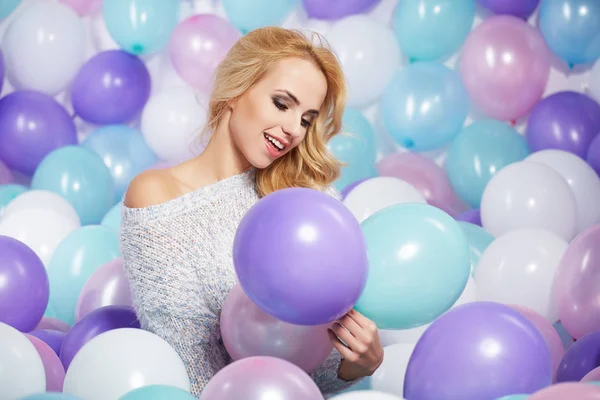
[228,57,329,169]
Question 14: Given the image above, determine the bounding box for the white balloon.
[63,328,190,400]
[481,161,577,241]
[141,86,208,162]
[526,150,600,233]
[2,1,85,95]
[4,190,81,226]
[589,59,600,104]
[0,208,80,266]
[371,343,415,398]
[343,177,426,223]
[0,322,46,399]
[330,390,404,400]
[475,229,568,322]
[327,15,402,108]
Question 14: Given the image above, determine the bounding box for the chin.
[246,153,276,170]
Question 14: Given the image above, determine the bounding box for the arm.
[309,348,365,397]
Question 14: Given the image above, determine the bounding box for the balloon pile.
[1,0,600,399]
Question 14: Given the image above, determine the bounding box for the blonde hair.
[203,27,347,197]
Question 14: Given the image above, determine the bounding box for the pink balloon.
[34,317,71,333]
[582,367,600,383]
[459,15,550,121]
[376,152,463,216]
[220,284,332,373]
[528,382,600,399]
[25,333,65,392]
[75,258,133,322]
[553,224,600,339]
[169,14,241,94]
[58,0,102,16]
[510,304,565,382]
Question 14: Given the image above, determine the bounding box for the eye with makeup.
[272,97,311,128]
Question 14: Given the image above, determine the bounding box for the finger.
[331,322,366,354]
[348,309,378,333]
[328,329,355,360]
[337,314,369,342]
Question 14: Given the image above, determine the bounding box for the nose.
[280,113,304,139]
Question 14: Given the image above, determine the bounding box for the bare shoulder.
[124,169,181,208]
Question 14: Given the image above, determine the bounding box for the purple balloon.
[404,302,552,400]
[455,209,482,226]
[59,305,140,369]
[0,236,49,332]
[526,91,600,159]
[477,0,540,19]
[71,50,151,125]
[0,159,14,184]
[587,134,600,177]
[556,331,600,382]
[0,90,77,176]
[28,329,66,356]
[233,188,368,326]
[302,0,381,20]
[340,178,368,200]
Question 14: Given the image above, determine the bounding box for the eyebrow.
[276,89,319,115]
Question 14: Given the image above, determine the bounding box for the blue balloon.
[0,183,27,216]
[495,394,529,400]
[538,0,600,66]
[458,222,494,276]
[380,62,469,152]
[101,202,122,232]
[119,385,195,400]
[103,0,179,55]
[354,202,470,329]
[328,108,378,191]
[31,146,115,225]
[0,0,21,20]
[394,0,476,61]
[19,394,81,400]
[47,226,121,325]
[222,0,298,33]
[82,125,157,200]
[445,119,530,208]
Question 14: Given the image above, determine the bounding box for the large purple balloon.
[0,90,77,175]
[556,331,600,382]
[233,188,368,326]
[526,91,600,159]
[71,50,151,125]
[0,235,49,332]
[404,302,552,400]
[302,0,381,20]
[587,134,600,177]
[477,0,540,19]
[59,305,140,369]
[29,329,66,356]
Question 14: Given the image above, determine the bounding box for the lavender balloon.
[556,331,600,382]
[29,329,66,356]
[587,134,600,177]
[404,302,552,399]
[199,356,324,400]
[456,209,482,226]
[477,0,540,19]
[59,305,140,369]
[0,90,77,175]
[233,188,368,326]
[340,178,368,200]
[526,91,600,158]
[71,50,151,125]
[302,0,381,20]
[0,49,4,94]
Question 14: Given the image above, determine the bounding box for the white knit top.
[119,168,360,398]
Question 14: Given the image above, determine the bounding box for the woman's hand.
[328,308,384,381]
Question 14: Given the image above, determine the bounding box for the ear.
[227,98,238,110]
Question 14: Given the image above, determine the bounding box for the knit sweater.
[119,168,361,398]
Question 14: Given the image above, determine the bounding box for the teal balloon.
[495,395,528,400]
[380,62,469,151]
[31,146,115,225]
[222,0,298,33]
[43,302,57,318]
[103,0,179,55]
[101,202,122,232]
[19,394,81,400]
[0,0,21,19]
[446,119,529,208]
[394,0,476,61]
[586,381,600,387]
[119,385,195,400]
[355,202,470,329]
[459,222,494,276]
[0,183,27,216]
[328,108,378,191]
[47,226,120,325]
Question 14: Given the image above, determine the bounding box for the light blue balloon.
[103,0,179,55]
[553,321,575,350]
[19,394,81,400]
[539,0,600,66]
[495,395,529,400]
[102,202,122,232]
[48,226,121,325]
[446,119,529,208]
[0,0,21,19]
[458,222,494,276]
[222,0,298,33]
[119,385,195,400]
[394,0,476,61]
[587,381,600,387]
[82,125,157,200]
[380,62,469,152]
[43,302,57,318]
[31,146,115,225]
[355,202,470,329]
[0,183,27,216]
[328,108,378,191]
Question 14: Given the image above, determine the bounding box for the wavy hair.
[202,26,346,197]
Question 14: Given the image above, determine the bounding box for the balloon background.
[0,0,600,399]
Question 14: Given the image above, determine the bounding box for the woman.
[120,27,383,398]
